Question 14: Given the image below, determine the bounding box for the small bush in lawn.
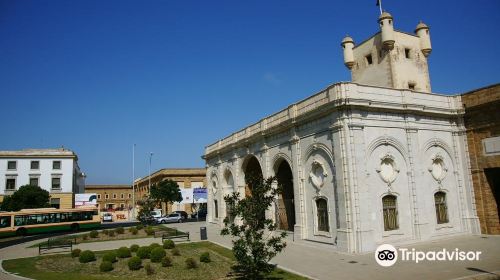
[185,257,198,269]
[150,247,166,263]
[115,227,124,234]
[71,249,81,258]
[128,256,142,271]
[100,261,113,272]
[145,226,155,236]
[149,243,161,249]
[82,234,88,241]
[79,250,96,263]
[163,239,175,249]
[161,256,172,267]
[136,246,152,259]
[108,230,115,237]
[116,247,131,258]
[200,252,211,263]
[89,230,99,238]
[130,244,139,252]
[130,228,138,235]
[172,248,181,256]
[145,263,155,275]
[102,229,109,236]
[102,252,117,263]
[136,224,143,231]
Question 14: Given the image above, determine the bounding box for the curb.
[0,260,34,280]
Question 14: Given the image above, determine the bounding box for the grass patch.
[6,241,306,280]
[28,225,180,248]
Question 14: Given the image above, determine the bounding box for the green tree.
[137,196,156,225]
[221,175,287,279]
[149,179,182,212]
[0,185,50,211]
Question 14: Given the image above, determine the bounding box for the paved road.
[1,221,499,280]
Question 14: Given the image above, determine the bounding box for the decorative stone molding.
[375,153,400,187]
[428,153,448,185]
[310,159,328,191]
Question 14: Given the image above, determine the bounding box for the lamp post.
[131,144,136,220]
[148,152,153,193]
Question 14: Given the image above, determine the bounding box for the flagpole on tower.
[377,0,383,15]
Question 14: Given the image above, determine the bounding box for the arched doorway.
[224,170,236,223]
[276,160,295,231]
[243,156,263,197]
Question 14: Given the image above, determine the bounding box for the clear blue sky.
[1,0,499,184]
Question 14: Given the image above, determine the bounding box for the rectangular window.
[383,195,399,231]
[50,198,60,209]
[128,193,132,199]
[366,54,373,65]
[408,83,416,90]
[121,193,124,199]
[97,194,101,199]
[405,48,411,59]
[6,178,16,190]
[29,177,39,186]
[120,203,125,209]
[113,194,117,199]
[0,216,11,228]
[7,161,16,170]
[53,161,61,170]
[214,200,219,218]
[105,194,109,199]
[51,177,61,190]
[30,161,39,170]
[435,192,449,224]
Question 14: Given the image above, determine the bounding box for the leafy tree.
[149,179,182,212]
[137,196,156,225]
[0,185,50,211]
[221,175,287,279]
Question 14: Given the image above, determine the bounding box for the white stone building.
[203,12,480,253]
[0,148,86,209]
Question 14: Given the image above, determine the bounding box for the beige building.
[85,185,133,211]
[135,168,206,215]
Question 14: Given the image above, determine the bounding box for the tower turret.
[341,36,355,69]
[378,12,395,50]
[415,21,432,57]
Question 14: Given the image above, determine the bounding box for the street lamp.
[149,152,154,192]
[131,144,136,221]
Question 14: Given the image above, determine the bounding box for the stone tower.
[341,12,433,93]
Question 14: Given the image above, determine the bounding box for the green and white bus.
[0,206,100,237]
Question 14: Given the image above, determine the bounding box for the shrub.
[150,247,166,263]
[130,244,139,252]
[102,229,109,236]
[145,263,155,275]
[163,239,175,249]
[136,246,152,259]
[100,261,113,272]
[116,247,131,258]
[89,230,99,238]
[102,252,117,263]
[82,234,88,241]
[71,249,81,258]
[128,256,142,271]
[149,243,161,249]
[116,227,124,234]
[185,257,198,269]
[108,231,115,237]
[136,224,143,231]
[130,228,138,235]
[79,250,96,263]
[161,256,172,267]
[200,252,211,263]
[145,226,155,236]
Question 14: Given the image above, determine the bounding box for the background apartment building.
[85,184,133,211]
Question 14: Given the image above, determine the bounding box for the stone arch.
[275,159,295,231]
[272,153,293,176]
[367,136,409,166]
[303,142,334,164]
[241,155,263,197]
[422,138,456,170]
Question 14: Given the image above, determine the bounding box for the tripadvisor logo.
[375,244,482,267]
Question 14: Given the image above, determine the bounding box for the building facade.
[0,148,86,209]
[85,185,133,211]
[204,12,481,253]
[462,84,500,234]
[135,168,206,215]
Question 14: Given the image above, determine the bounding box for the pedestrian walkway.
[1,222,499,280]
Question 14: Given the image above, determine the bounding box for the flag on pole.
[376,0,380,6]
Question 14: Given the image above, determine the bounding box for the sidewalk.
[1,222,499,280]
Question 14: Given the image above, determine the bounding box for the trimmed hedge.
[116,247,131,258]
[135,224,143,230]
[128,256,142,271]
[150,247,166,263]
[108,231,115,237]
[130,244,139,252]
[185,257,198,269]
[161,256,173,267]
[89,230,99,238]
[79,250,96,263]
[163,239,175,249]
[145,226,155,236]
[102,252,117,263]
[136,246,152,259]
[130,228,138,235]
[100,261,113,272]
[71,249,81,258]
[149,243,161,249]
[200,252,211,263]
[115,227,124,234]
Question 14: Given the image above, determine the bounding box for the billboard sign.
[193,188,207,203]
[75,193,97,208]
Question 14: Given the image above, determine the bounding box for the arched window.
[382,195,398,231]
[434,192,449,224]
[316,198,329,232]
[214,200,219,219]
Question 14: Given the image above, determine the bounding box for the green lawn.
[5,241,307,280]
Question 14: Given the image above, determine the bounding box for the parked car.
[156,213,183,224]
[173,211,189,220]
[102,212,113,222]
